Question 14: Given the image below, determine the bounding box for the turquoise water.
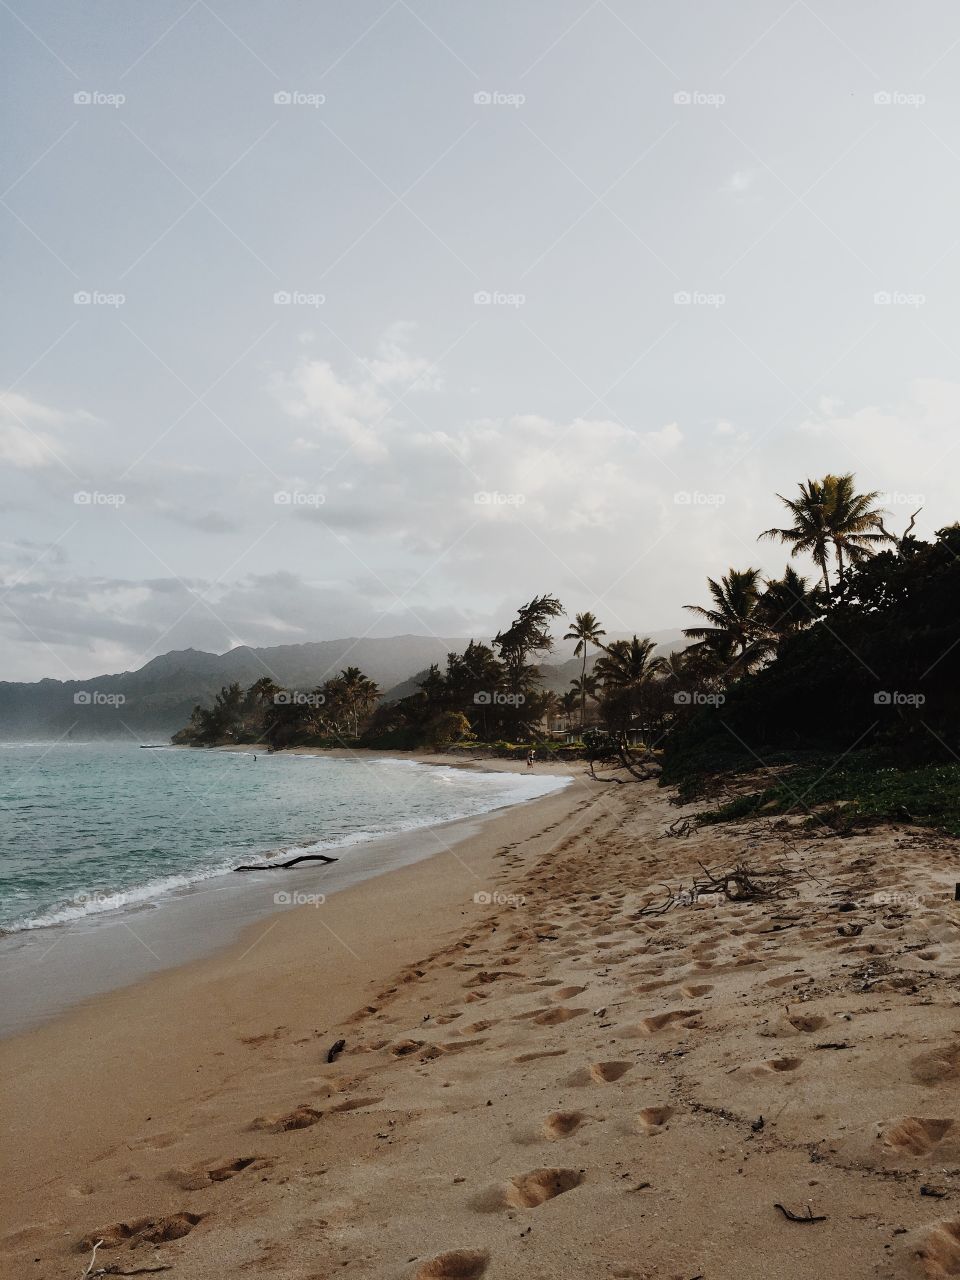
[0,743,564,933]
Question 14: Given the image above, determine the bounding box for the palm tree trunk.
[580,647,587,731]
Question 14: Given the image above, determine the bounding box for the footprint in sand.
[564,1060,633,1085]
[127,1131,183,1151]
[908,1218,960,1279]
[327,1096,384,1113]
[168,1157,263,1190]
[637,1106,674,1133]
[881,1117,954,1157]
[515,1049,567,1063]
[681,983,713,997]
[501,1168,583,1208]
[787,1014,828,1033]
[533,1006,587,1026]
[251,1105,322,1133]
[756,1056,803,1075]
[542,1111,585,1138]
[551,985,587,1000]
[415,1250,489,1279]
[638,1009,702,1034]
[911,1043,960,1085]
[79,1213,204,1251]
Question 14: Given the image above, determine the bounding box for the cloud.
[273,322,438,461]
[0,392,93,470]
[722,169,755,195]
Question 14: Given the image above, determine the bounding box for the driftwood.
[636,861,795,917]
[235,852,338,873]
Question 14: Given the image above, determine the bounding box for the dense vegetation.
[175,472,959,833]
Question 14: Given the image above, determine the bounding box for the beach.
[2,754,959,1279]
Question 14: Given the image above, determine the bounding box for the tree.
[493,595,564,733]
[759,473,892,598]
[595,635,658,739]
[564,611,607,728]
[822,472,892,591]
[683,568,763,676]
[753,565,822,657]
[335,666,381,737]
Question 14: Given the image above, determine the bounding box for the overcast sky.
[2,1,959,681]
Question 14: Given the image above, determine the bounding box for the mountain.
[0,630,687,740]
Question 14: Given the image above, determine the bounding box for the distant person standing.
[527,749,535,768]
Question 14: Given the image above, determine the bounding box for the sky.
[2,0,959,682]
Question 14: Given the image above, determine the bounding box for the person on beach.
[527,749,535,768]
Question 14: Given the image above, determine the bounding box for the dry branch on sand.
[635,861,798,916]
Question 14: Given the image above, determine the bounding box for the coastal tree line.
[175,473,958,767]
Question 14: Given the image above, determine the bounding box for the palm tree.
[683,568,763,671]
[337,666,381,737]
[564,611,607,728]
[595,636,658,741]
[569,673,599,727]
[759,473,892,598]
[559,689,579,724]
[759,478,833,596]
[822,472,892,590]
[754,566,822,655]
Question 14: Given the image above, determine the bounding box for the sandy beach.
[2,754,959,1280]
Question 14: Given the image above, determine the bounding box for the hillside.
[0,630,685,740]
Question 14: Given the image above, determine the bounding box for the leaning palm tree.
[564,611,607,728]
[758,477,833,597]
[822,472,892,590]
[683,567,763,668]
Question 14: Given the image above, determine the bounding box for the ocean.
[0,742,565,934]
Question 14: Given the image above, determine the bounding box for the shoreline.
[4,757,958,1279]
[0,749,575,1037]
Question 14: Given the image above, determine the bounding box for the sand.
[2,754,959,1280]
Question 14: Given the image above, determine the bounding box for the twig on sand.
[81,1241,103,1278]
[234,852,338,872]
[774,1202,827,1223]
